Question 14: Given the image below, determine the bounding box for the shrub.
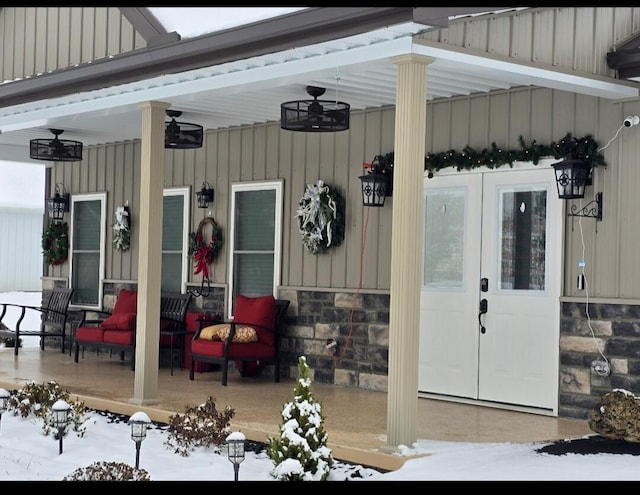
[63,461,150,481]
[164,396,235,456]
[266,355,334,481]
[6,380,87,438]
[0,335,22,347]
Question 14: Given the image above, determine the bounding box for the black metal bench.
[0,287,74,355]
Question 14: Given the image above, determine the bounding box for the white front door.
[419,162,563,412]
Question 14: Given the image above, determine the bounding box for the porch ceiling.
[0,12,637,165]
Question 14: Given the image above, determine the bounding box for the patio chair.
[74,290,192,372]
[189,294,290,386]
[0,287,74,355]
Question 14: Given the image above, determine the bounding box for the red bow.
[193,245,211,279]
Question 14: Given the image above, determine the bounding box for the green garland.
[42,221,69,266]
[381,133,605,175]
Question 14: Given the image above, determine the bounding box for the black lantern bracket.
[568,191,603,222]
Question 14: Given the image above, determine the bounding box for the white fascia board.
[413,38,639,100]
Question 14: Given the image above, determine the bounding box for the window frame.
[162,186,190,294]
[69,192,107,310]
[228,180,283,319]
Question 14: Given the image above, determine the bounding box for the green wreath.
[188,217,223,280]
[42,221,69,266]
[296,180,345,255]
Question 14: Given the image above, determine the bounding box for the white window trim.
[69,192,107,311]
[163,186,190,294]
[228,180,283,319]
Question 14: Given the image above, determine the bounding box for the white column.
[130,100,169,406]
[385,54,433,450]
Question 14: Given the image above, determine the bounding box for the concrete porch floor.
[0,345,592,472]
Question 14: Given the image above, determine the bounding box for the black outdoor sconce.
[196,182,214,209]
[551,135,602,221]
[359,155,392,207]
[552,158,602,221]
[46,183,70,223]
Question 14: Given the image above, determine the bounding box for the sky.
[0,161,45,209]
[148,7,308,39]
[2,291,640,482]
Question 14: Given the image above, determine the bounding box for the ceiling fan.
[280,85,350,132]
[165,110,203,149]
[29,129,83,162]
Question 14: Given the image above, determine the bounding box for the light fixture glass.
[552,159,591,199]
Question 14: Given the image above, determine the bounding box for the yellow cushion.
[199,323,227,341]
[218,325,258,343]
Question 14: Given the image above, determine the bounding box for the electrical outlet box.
[592,360,610,376]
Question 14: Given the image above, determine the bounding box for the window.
[69,193,106,308]
[228,181,283,318]
[162,187,190,293]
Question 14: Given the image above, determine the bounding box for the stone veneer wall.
[277,288,390,392]
[559,300,640,420]
[45,282,392,394]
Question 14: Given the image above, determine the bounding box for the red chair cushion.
[103,330,134,345]
[234,294,277,346]
[101,313,136,330]
[191,339,225,357]
[75,326,105,342]
[112,289,138,314]
[191,339,273,359]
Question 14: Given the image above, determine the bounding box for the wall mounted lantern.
[46,183,70,223]
[196,182,214,209]
[359,155,392,207]
[552,158,602,221]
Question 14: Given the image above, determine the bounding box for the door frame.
[418,159,565,416]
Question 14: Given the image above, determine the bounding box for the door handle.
[478,298,488,334]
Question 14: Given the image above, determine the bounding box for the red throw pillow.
[234,294,276,346]
[101,313,136,330]
[113,289,138,314]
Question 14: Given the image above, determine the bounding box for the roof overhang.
[0,7,637,164]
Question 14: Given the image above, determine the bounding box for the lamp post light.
[128,412,152,469]
[0,388,9,433]
[225,431,246,482]
[52,399,70,454]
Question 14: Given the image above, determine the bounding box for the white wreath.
[112,206,131,252]
[295,179,342,255]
